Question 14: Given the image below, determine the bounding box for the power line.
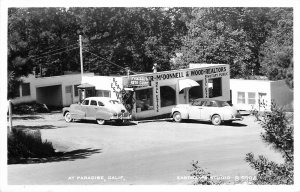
[83,50,138,75]
[29,43,79,59]
[31,46,79,60]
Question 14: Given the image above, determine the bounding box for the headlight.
[113,113,117,116]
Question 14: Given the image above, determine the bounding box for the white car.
[171,99,243,125]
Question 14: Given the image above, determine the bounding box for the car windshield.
[109,100,120,104]
[215,101,230,107]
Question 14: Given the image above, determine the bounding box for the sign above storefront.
[130,76,151,87]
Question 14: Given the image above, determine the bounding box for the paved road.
[8,113,283,185]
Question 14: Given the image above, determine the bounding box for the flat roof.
[86,63,227,78]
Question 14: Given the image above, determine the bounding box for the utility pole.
[8,100,12,133]
[79,35,84,78]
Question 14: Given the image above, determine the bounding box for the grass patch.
[8,128,55,164]
[12,102,50,114]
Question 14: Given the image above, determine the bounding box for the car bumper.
[111,115,132,120]
[228,116,243,121]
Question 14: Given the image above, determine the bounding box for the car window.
[109,100,120,104]
[82,99,89,105]
[211,101,218,107]
[192,100,203,106]
[204,101,217,107]
[216,101,230,107]
[98,101,104,106]
[90,100,97,106]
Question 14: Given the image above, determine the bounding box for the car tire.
[173,112,182,122]
[97,119,106,125]
[64,112,73,123]
[211,114,222,125]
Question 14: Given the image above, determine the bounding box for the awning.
[178,79,199,91]
[77,83,95,88]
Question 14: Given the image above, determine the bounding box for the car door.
[200,101,218,120]
[188,100,203,120]
[86,99,98,119]
[80,99,90,119]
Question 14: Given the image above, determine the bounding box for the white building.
[82,64,231,119]
[230,79,293,111]
[12,73,94,107]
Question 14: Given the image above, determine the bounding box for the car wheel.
[97,119,106,125]
[173,112,182,122]
[211,114,222,125]
[64,112,73,123]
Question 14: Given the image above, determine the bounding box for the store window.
[189,80,203,102]
[21,83,30,96]
[209,78,222,98]
[136,88,154,112]
[65,85,72,93]
[74,84,80,96]
[160,85,176,107]
[237,92,245,104]
[96,90,111,97]
[248,92,256,104]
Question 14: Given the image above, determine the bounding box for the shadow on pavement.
[12,115,44,120]
[179,120,248,127]
[11,148,102,164]
[72,120,138,126]
[13,125,68,130]
[51,148,102,162]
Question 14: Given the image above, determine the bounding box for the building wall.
[270,80,294,111]
[82,76,124,100]
[230,79,272,111]
[12,73,94,106]
[125,64,230,119]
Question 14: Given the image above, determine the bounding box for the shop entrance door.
[65,85,73,106]
[258,93,267,111]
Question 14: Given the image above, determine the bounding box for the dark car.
[63,97,131,125]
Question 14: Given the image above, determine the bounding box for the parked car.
[63,97,132,125]
[171,99,243,125]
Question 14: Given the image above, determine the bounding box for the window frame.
[21,83,31,97]
[248,92,256,105]
[237,92,246,104]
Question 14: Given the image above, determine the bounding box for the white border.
[1,0,299,192]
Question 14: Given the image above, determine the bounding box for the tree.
[245,103,293,184]
[260,8,293,89]
[173,8,277,79]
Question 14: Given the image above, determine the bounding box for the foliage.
[172,7,293,84]
[260,8,293,89]
[7,7,190,98]
[12,101,49,114]
[8,7,294,99]
[189,161,224,185]
[245,102,293,184]
[8,128,55,164]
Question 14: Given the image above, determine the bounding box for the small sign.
[130,76,150,87]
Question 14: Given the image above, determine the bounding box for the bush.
[8,128,55,164]
[245,102,293,184]
[12,102,49,114]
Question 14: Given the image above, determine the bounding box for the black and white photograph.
[0,0,299,192]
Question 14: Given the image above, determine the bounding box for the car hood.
[174,104,191,109]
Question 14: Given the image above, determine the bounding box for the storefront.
[81,64,230,119]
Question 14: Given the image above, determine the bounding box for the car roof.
[85,97,116,102]
[193,98,227,102]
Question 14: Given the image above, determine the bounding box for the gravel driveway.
[8,112,283,185]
